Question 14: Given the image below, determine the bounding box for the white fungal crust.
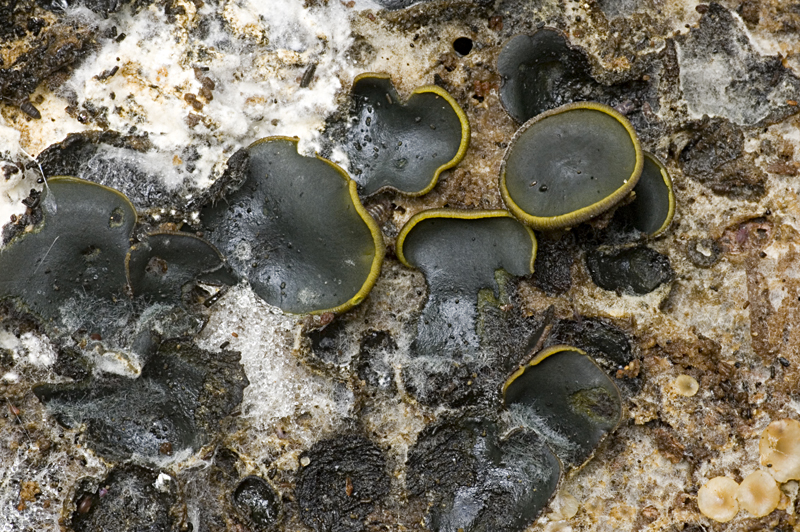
[736,470,781,517]
[760,419,800,483]
[697,476,739,523]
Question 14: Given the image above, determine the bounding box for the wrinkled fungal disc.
[126,231,234,303]
[201,137,383,315]
[296,435,390,532]
[616,152,675,237]
[737,470,780,518]
[698,476,740,523]
[345,73,469,196]
[500,102,643,230]
[498,30,595,124]
[760,418,800,482]
[504,345,622,469]
[0,176,135,323]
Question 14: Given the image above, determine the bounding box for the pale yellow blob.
[543,522,573,532]
[697,476,739,523]
[548,491,580,520]
[760,419,800,482]
[737,470,781,517]
[672,375,699,396]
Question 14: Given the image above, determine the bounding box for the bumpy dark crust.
[296,435,390,532]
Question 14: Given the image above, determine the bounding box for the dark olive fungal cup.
[504,345,622,469]
[201,136,384,315]
[34,339,248,462]
[345,73,469,197]
[396,209,537,275]
[126,231,234,303]
[0,176,136,323]
[71,465,178,532]
[396,210,536,378]
[616,152,676,237]
[498,29,596,123]
[296,435,390,532]
[500,102,643,230]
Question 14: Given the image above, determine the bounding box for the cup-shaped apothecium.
[500,102,643,230]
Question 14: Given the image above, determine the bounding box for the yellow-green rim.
[3,175,138,247]
[502,345,587,396]
[351,72,471,197]
[124,230,229,295]
[246,136,385,315]
[501,343,623,471]
[48,175,138,218]
[499,101,643,230]
[395,208,537,272]
[642,152,676,238]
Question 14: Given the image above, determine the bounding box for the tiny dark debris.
[300,63,317,88]
[233,476,281,529]
[453,36,473,56]
[0,21,96,110]
[1,188,42,245]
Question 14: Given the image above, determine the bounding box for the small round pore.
[502,103,641,229]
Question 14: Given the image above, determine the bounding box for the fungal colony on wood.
[6,23,752,532]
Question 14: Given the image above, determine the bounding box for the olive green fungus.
[497,29,597,124]
[407,415,561,532]
[34,339,248,463]
[126,231,234,304]
[396,209,536,360]
[616,152,676,237]
[344,73,469,196]
[201,136,384,315]
[586,245,673,295]
[500,102,643,230]
[0,176,136,325]
[504,345,623,469]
